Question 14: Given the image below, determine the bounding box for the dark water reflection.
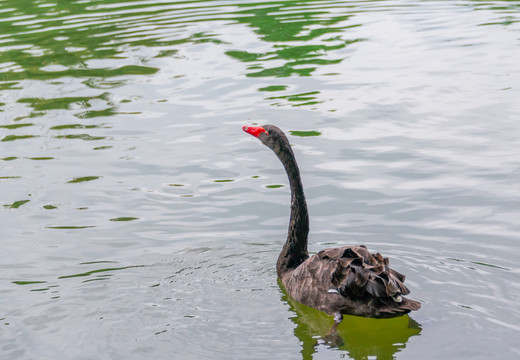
[1,0,520,359]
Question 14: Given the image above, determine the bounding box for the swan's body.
[243,124,420,324]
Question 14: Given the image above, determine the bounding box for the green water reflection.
[228,1,360,78]
[0,0,357,79]
[16,92,112,112]
[282,288,422,360]
[0,0,518,90]
[0,0,360,114]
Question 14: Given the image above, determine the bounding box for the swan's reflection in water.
[281,289,422,360]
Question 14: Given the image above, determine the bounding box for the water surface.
[1,0,520,359]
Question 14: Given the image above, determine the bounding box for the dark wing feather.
[321,245,421,315]
[354,266,369,287]
[365,276,387,297]
[285,245,420,318]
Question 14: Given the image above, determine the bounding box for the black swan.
[243,124,420,329]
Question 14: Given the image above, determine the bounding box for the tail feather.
[320,245,421,314]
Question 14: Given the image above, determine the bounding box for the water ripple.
[1,0,520,359]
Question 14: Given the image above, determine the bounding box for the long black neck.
[275,142,309,278]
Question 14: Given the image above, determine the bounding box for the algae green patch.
[11,280,47,285]
[289,130,322,137]
[3,200,30,208]
[1,135,38,142]
[258,85,288,92]
[67,176,101,183]
[265,184,284,189]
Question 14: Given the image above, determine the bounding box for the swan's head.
[242,125,291,155]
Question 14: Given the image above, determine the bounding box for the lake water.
[1,0,519,359]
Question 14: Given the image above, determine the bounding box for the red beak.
[242,125,267,138]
